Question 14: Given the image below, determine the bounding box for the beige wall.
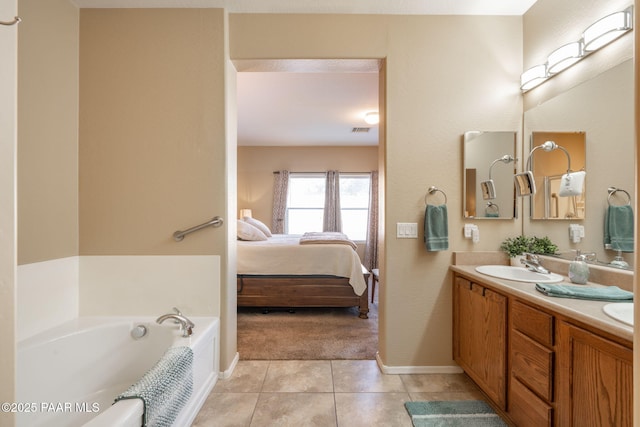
[79,9,228,257]
[237,146,378,227]
[223,51,239,374]
[0,0,18,420]
[79,9,235,367]
[231,14,523,367]
[18,0,79,265]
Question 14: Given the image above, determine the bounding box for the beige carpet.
[237,302,378,360]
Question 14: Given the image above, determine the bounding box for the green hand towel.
[604,205,634,252]
[424,204,448,251]
[535,283,633,302]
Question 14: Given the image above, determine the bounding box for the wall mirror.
[524,59,634,268]
[530,131,586,220]
[463,131,516,219]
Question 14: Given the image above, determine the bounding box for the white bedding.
[237,234,367,296]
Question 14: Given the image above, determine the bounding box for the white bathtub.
[16,316,219,427]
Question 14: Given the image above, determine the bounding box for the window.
[339,174,371,241]
[286,173,326,234]
[286,173,371,241]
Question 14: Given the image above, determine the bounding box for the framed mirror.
[530,131,586,220]
[463,131,516,219]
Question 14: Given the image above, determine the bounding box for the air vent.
[352,127,371,133]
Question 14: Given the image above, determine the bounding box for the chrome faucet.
[156,308,195,337]
[520,253,550,274]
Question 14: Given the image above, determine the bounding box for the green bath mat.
[404,400,507,427]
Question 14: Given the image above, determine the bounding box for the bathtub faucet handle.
[174,308,195,330]
[171,307,195,332]
[156,312,195,337]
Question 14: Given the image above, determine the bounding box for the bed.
[237,233,370,318]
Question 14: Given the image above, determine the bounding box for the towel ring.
[425,186,447,205]
[485,202,499,214]
[607,187,631,206]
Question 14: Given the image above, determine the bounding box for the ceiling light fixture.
[520,6,633,92]
[364,111,380,125]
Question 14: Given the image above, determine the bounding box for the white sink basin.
[475,265,563,283]
[603,302,634,327]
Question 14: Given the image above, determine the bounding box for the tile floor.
[192,359,486,427]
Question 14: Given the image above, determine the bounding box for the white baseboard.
[221,352,240,379]
[376,352,463,374]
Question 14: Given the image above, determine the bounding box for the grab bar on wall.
[173,216,224,242]
[1,16,21,26]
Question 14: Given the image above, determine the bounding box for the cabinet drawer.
[511,330,554,401]
[509,377,553,427]
[512,300,554,346]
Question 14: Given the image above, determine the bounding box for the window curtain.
[364,171,379,271]
[323,170,342,232]
[272,170,289,234]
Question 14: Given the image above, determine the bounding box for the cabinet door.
[557,321,633,427]
[454,276,507,409]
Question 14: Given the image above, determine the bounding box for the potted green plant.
[500,235,557,266]
[529,236,558,255]
[500,235,532,259]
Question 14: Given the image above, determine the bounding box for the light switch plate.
[397,222,418,238]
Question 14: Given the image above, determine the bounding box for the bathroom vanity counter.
[450,261,633,427]
[450,264,633,342]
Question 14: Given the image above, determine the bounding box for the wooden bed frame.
[237,266,370,319]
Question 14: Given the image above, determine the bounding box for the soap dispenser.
[568,250,590,285]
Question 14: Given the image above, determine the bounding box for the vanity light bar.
[520,6,633,92]
[547,41,583,75]
[520,64,547,91]
[583,8,633,52]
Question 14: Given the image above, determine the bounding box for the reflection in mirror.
[523,62,633,268]
[463,131,516,219]
[523,58,633,270]
[530,132,586,220]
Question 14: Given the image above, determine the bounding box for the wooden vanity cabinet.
[556,321,633,427]
[452,272,633,427]
[453,276,507,409]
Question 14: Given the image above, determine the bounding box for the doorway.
[234,59,384,360]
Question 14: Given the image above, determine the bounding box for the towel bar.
[0,16,21,26]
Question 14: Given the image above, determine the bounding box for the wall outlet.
[397,222,418,238]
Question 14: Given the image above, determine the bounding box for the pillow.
[242,216,273,237]
[237,220,268,241]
